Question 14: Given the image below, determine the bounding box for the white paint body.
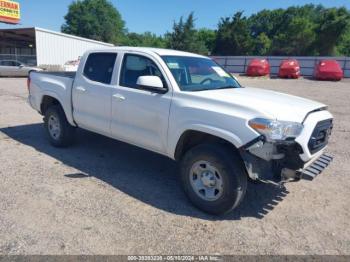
[28,47,333,165]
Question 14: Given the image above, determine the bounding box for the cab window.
[119,54,166,89]
[83,53,117,84]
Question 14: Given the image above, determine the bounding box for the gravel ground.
[0,76,349,255]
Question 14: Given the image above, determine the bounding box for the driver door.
[111,53,172,154]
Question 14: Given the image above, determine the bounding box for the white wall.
[35,27,114,66]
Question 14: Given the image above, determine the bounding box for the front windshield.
[162,56,241,91]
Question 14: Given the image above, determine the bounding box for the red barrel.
[278,59,301,79]
[314,60,343,81]
[246,59,270,76]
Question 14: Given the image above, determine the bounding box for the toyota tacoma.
[27,47,333,215]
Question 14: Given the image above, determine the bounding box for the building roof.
[34,27,114,47]
[0,27,114,47]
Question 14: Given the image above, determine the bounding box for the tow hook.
[281,168,301,182]
[256,178,286,189]
[257,168,301,189]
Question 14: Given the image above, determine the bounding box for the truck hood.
[193,87,326,123]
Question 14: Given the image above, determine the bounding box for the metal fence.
[211,56,350,78]
[0,54,37,66]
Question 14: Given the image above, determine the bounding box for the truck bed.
[28,70,76,125]
[32,71,76,78]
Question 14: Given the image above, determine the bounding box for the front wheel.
[180,143,247,215]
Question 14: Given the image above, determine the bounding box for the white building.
[0,27,114,67]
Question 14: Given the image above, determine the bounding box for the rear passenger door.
[72,52,117,135]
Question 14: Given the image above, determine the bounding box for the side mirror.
[136,75,167,94]
[19,64,24,68]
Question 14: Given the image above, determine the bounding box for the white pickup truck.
[28,47,333,215]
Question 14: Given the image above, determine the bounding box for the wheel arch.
[40,92,76,127]
[173,126,244,161]
[40,95,61,115]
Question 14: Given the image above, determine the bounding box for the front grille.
[308,119,333,154]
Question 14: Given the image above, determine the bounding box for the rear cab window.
[83,52,117,84]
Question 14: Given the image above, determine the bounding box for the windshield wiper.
[184,85,239,92]
[184,87,214,92]
[215,85,237,90]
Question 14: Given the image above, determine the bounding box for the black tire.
[180,143,247,215]
[44,105,75,147]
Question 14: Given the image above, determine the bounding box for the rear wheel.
[180,143,247,215]
[44,105,75,147]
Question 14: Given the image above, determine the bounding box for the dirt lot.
[0,76,349,255]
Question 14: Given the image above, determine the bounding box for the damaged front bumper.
[240,138,333,186]
[240,110,333,186]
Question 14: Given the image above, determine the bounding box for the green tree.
[61,0,126,44]
[337,30,350,56]
[122,32,143,46]
[253,33,271,55]
[213,5,350,56]
[314,7,350,55]
[123,32,166,48]
[196,28,216,54]
[249,9,285,39]
[271,16,316,55]
[213,12,253,55]
[249,6,318,55]
[166,12,209,55]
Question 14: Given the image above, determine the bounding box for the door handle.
[113,93,125,101]
[76,86,86,92]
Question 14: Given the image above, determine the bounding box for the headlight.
[248,118,303,141]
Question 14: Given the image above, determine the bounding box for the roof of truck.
[94,46,208,58]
